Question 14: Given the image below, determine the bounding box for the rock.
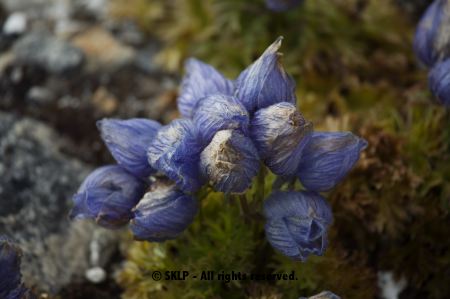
[3,12,27,35]
[0,112,120,293]
[13,32,84,74]
[71,27,135,71]
[91,86,119,114]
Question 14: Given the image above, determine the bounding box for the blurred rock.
[13,32,84,74]
[71,27,135,71]
[3,12,27,35]
[0,112,120,293]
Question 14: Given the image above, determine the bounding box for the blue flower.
[193,94,249,145]
[265,0,303,12]
[297,132,367,192]
[428,58,450,106]
[70,165,146,229]
[147,119,204,192]
[250,102,313,176]
[177,58,234,118]
[413,0,450,67]
[130,180,198,242]
[299,291,341,299]
[263,191,332,261]
[200,130,259,193]
[235,37,296,113]
[97,118,162,178]
[0,237,32,299]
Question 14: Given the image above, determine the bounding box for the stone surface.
[71,27,135,71]
[0,112,120,294]
[13,32,84,74]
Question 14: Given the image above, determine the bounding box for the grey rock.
[3,12,27,35]
[0,112,120,293]
[13,32,84,74]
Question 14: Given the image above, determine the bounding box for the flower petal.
[265,0,304,12]
[200,130,259,193]
[297,132,367,192]
[130,181,198,242]
[98,118,162,178]
[263,191,332,261]
[235,37,296,113]
[428,58,450,106]
[0,237,33,299]
[147,119,204,192]
[177,58,234,118]
[70,165,146,229]
[413,0,448,67]
[193,94,249,145]
[250,102,313,176]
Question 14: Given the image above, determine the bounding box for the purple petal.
[413,0,448,67]
[250,102,313,176]
[70,165,146,229]
[263,191,332,261]
[193,94,249,145]
[297,132,367,192]
[0,237,33,299]
[428,58,450,106]
[235,37,296,113]
[130,181,198,242]
[265,0,304,12]
[200,130,259,193]
[147,119,204,192]
[98,118,162,178]
[177,58,234,118]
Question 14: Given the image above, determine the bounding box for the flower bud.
[193,94,249,145]
[297,132,367,192]
[235,37,296,113]
[0,237,33,299]
[97,118,162,178]
[299,291,341,299]
[263,191,332,261]
[177,58,234,118]
[70,165,146,229]
[265,0,303,12]
[147,119,204,192]
[413,0,450,67]
[250,102,313,176]
[200,130,259,193]
[428,58,450,106]
[130,180,198,242]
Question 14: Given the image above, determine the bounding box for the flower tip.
[359,138,369,151]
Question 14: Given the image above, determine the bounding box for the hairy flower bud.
[264,191,332,261]
[177,58,234,118]
[235,37,296,113]
[130,180,198,242]
[200,130,259,193]
[250,102,313,176]
[193,94,249,145]
[297,132,367,192]
[265,0,303,12]
[0,237,34,299]
[147,119,204,192]
[70,165,146,229]
[414,0,450,67]
[97,118,162,178]
[428,58,450,106]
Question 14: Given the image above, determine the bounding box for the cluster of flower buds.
[414,0,450,106]
[0,237,35,299]
[70,37,366,261]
